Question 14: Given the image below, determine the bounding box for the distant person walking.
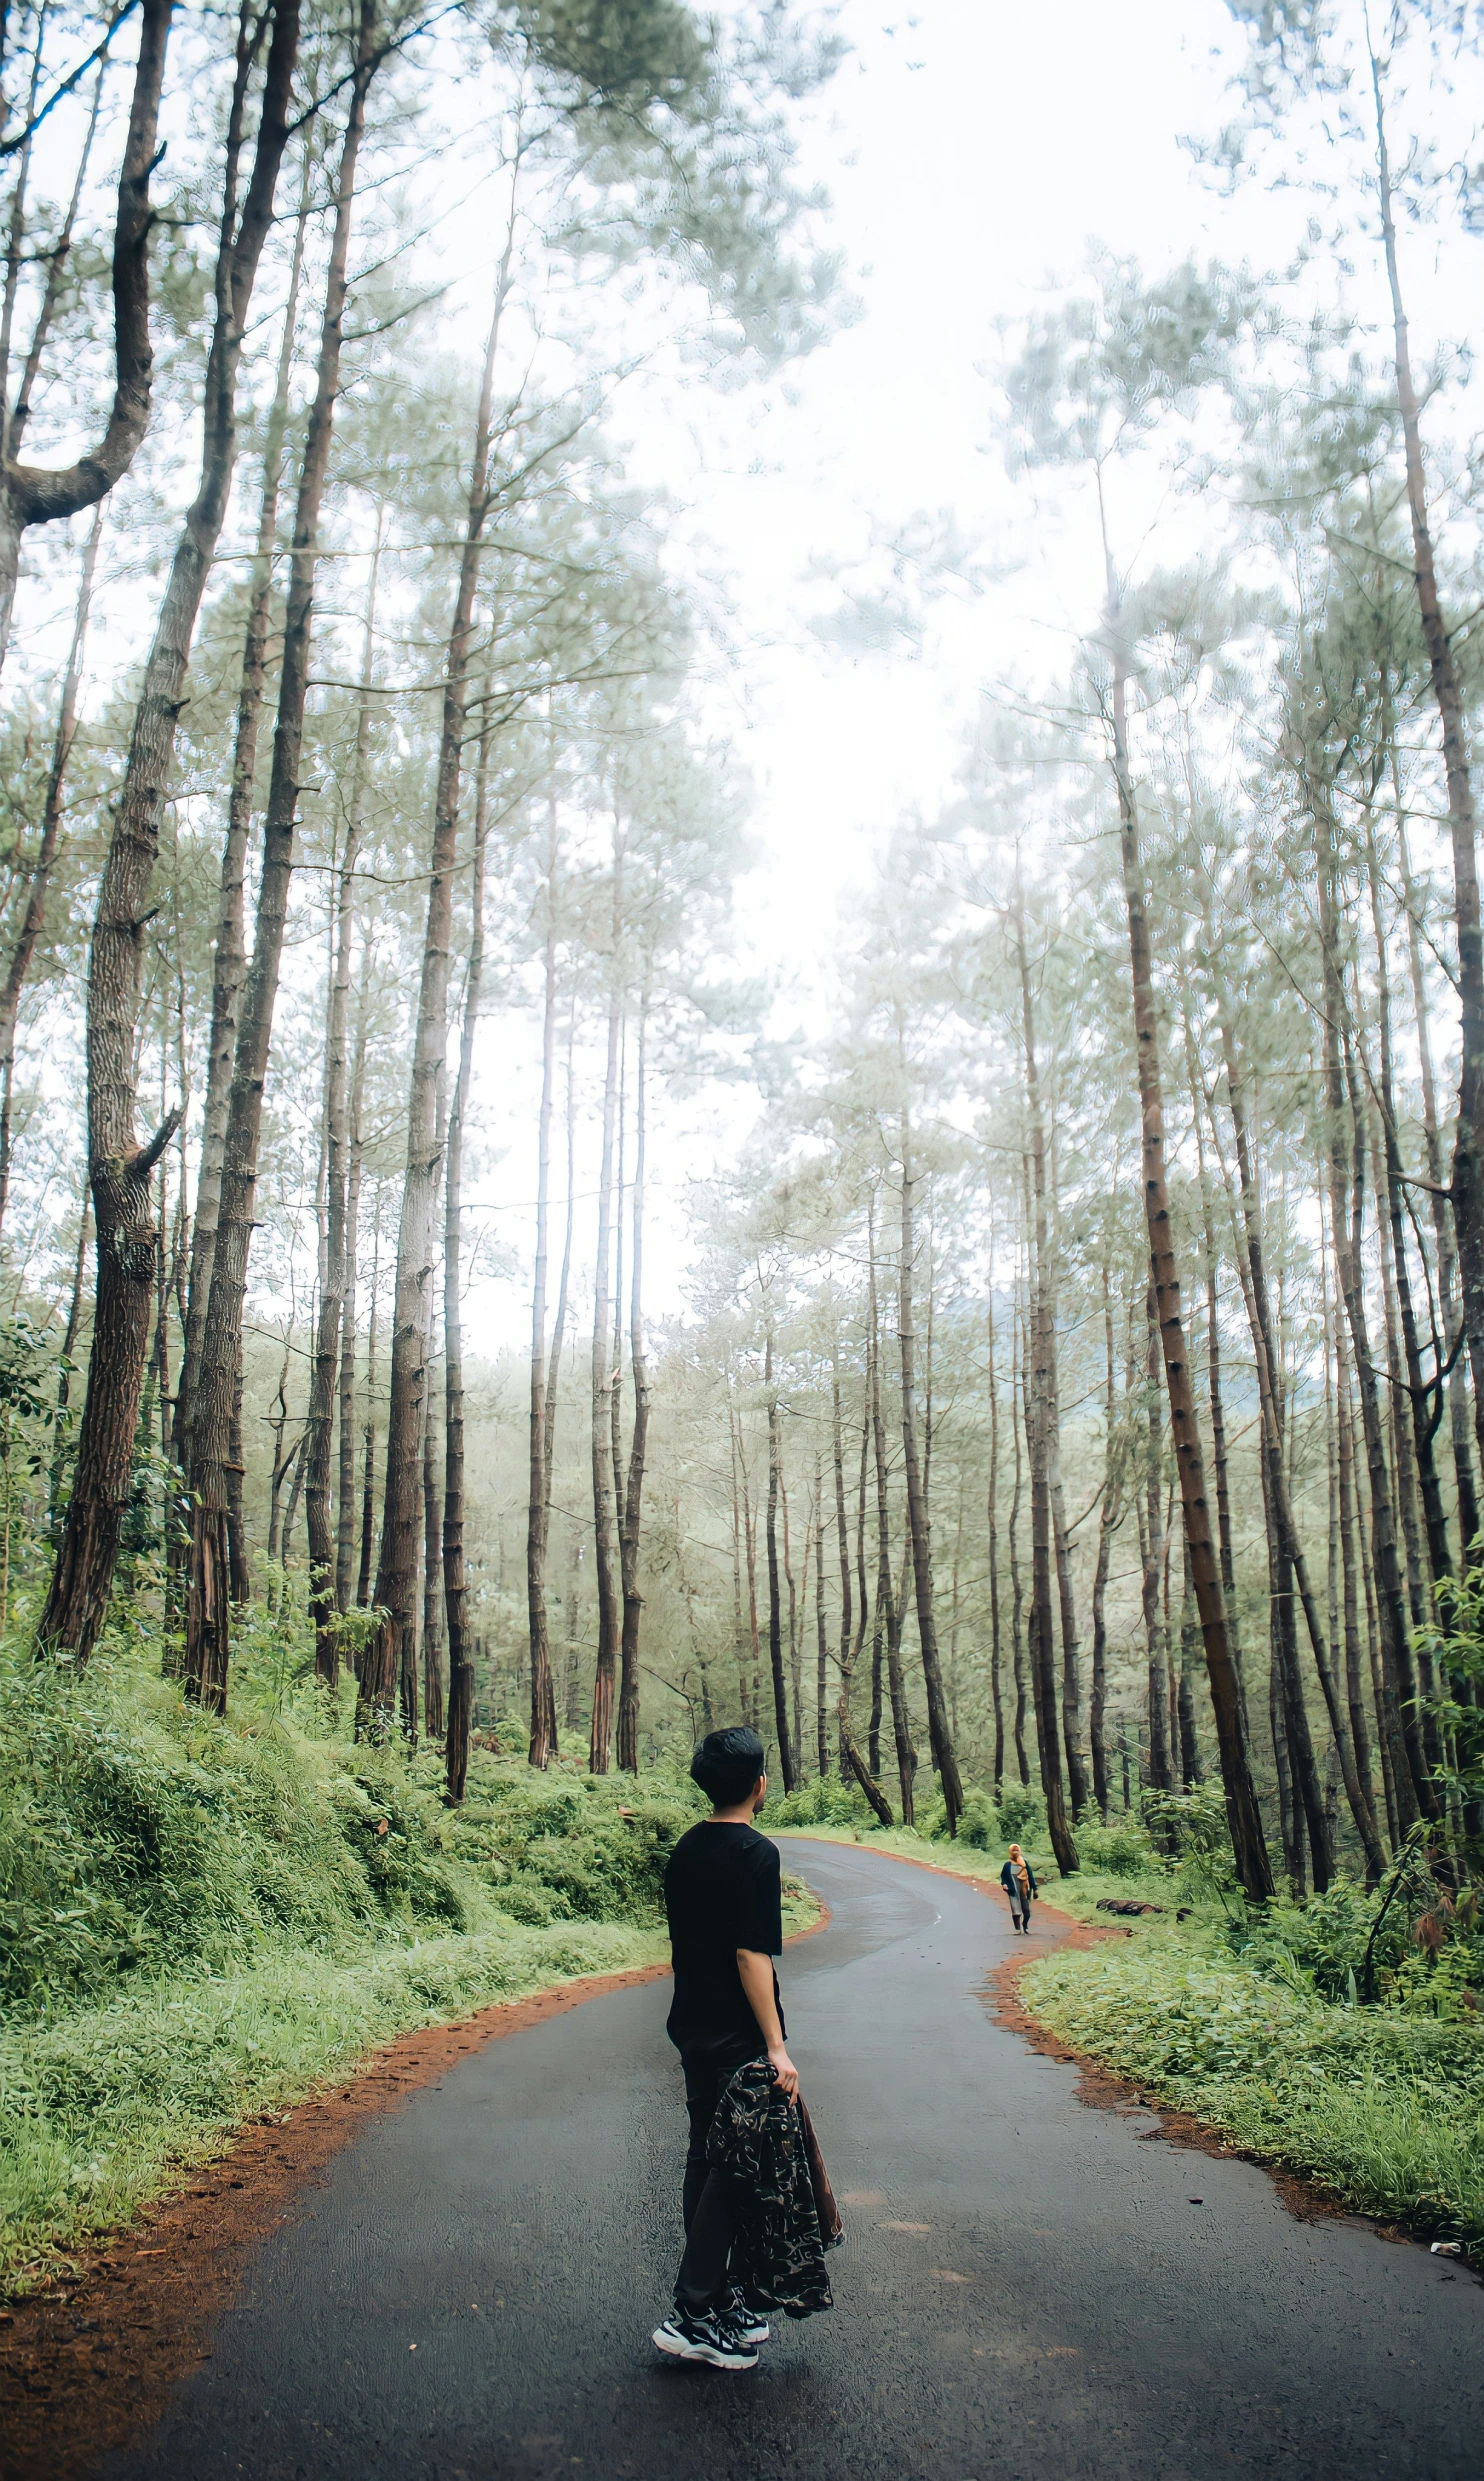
[652,1726,838,2372]
[1001,1842,1037,1935]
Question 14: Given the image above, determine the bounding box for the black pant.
[674,2046,762,2318]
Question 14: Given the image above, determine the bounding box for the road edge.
[1,1896,829,2481]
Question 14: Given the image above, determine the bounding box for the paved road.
[102,1838,1481,2481]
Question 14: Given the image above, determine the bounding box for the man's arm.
[737,1948,798,2097]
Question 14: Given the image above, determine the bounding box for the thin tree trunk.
[987,1254,1006,1791]
[304,555,378,1682]
[764,1310,797,1789]
[1371,59,1484,1509]
[897,1111,963,1829]
[1142,1288,1173,1796]
[867,1198,914,1819]
[815,1448,830,1778]
[357,1195,379,1612]
[184,0,378,1712]
[588,891,623,1772]
[1089,1257,1119,1817]
[40,0,301,1662]
[0,0,174,678]
[176,151,311,1470]
[336,991,368,1611]
[527,779,561,1768]
[0,507,101,1234]
[1017,915,1077,1871]
[1215,1015,1349,1888]
[830,1348,851,1777]
[1104,573,1271,1895]
[1009,1289,1030,1786]
[363,273,502,1734]
[1313,782,1435,1830]
[442,725,490,1799]
[616,1003,651,1772]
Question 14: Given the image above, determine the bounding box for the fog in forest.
[2,0,1483,1912]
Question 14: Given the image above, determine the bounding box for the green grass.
[1022,1935,1484,2248]
[0,1913,667,2292]
[0,1633,711,2294]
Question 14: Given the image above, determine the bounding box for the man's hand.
[768,2043,799,2100]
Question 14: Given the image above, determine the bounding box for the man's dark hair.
[690,1725,766,1809]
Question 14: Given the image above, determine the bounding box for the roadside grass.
[0,1631,706,2295]
[1022,1934,1484,2250]
[0,1914,667,2293]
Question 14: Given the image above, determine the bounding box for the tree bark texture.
[443,725,491,1802]
[898,1125,962,1830]
[184,0,377,1712]
[1108,636,1272,1897]
[616,1004,651,1772]
[40,0,301,1663]
[362,277,502,1733]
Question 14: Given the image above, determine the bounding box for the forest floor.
[9,1837,1476,2481]
[779,1821,1484,2255]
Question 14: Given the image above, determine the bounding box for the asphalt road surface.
[101,1837,1482,2481]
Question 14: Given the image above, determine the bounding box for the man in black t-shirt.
[651,1726,797,2372]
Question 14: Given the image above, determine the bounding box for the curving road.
[101,1837,1481,2481]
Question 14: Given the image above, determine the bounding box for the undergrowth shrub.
[0,1642,698,2024]
[768,1775,872,1829]
[1073,1817,1160,1877]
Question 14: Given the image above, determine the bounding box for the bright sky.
[458,0,1377,1344]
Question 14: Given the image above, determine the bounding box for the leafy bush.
[1074,1816,1160,1878]
[0,1645,696,2023]
[996,1783,1047,1845]
[768,1774,872,1829]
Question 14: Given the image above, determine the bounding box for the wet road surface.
[102,1837,1482,2480]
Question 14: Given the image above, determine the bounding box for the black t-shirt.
[664,1820,785,2062]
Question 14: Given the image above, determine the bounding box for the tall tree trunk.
[0,0,174,677]
[830,1349,851,1777]
[987,1254,1006,1791]
[336,989,369,1611]
[357,1196,379,1612]
[184,0,377,1712]
[1017,922,1077,1870]
[1089,1257,1119,1817]
[1215,1016,1350,1888]
[40,0,301,1662]
[1009,1289,1030,1786]
[764,1310,797,1790]
[836,1336,890,1820]
[1105,592,1271,1895]
[1391,749,1479,1556]
[422,1314,443,1739]
[897,1117,962,1830]
[1371,60,1484,1507]
[814,1448,830,1778]
[444,733,492,1801]
[588,908,623,1772]
[0,507,101,1234]
[868,1198,914,1818]
[362,278,501,1734]
[303,557,378,1683]
[1313,781,1435,1831]
[176,151,311,1472]
[616,1004,651,1772]
[527,782,561,1768]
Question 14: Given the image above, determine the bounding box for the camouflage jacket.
[706,2060,838,2320]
